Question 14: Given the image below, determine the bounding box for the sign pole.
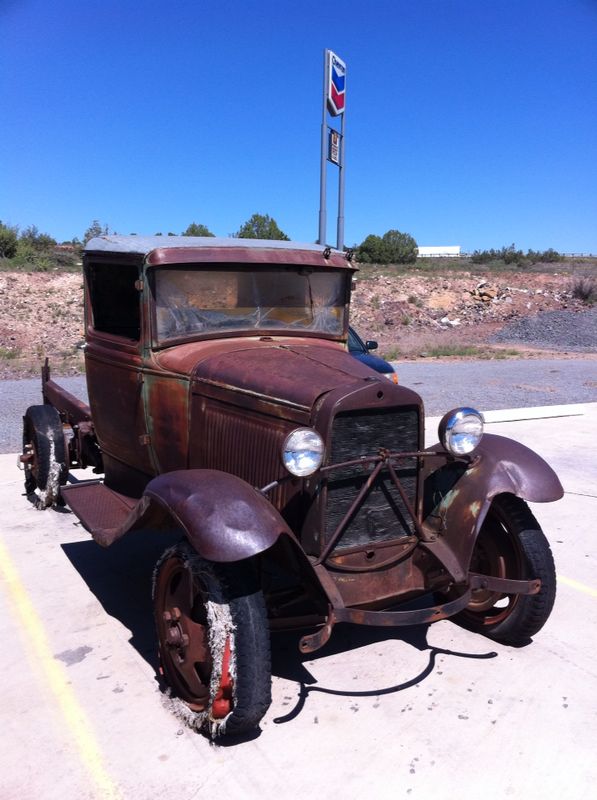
[337,107,346,251]
[318,49,329,246]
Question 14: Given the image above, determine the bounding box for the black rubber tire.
[153,541,271,738]
[22,404,67,509]
[454,493,556,645]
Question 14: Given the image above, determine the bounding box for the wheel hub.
[162,607,189,663]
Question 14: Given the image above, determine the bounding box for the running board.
[61,482,137,542]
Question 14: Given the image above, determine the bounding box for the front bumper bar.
[298,572,541,653]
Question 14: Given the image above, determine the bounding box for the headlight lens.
[439,407,484,455]
[282,428,325,476]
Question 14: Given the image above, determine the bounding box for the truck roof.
[84,235,352,269]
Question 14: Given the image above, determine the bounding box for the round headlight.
[439,407,484,455]
[282,428,325,477]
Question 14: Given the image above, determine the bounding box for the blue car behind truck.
[348,326,397,382]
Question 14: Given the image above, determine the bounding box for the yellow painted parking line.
[558,575,597,598]
[0,538,122,800]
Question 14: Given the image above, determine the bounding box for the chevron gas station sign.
[319,49,347,250]
[327,51,346,116]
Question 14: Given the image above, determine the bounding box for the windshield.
[152,265,349,344]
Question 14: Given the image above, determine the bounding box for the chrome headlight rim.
[281,427,325,477]
[438,407,484,456]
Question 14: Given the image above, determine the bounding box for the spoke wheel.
[22,405,67,509]
[153,541,271,738]
[454,493,556,645]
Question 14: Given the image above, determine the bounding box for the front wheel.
[454,494,556,645]
[153,541,271,738]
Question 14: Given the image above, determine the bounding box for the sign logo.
[327,52,346,116]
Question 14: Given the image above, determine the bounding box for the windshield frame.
[147,262,352,350]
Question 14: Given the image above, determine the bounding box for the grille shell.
[324,407,420,554]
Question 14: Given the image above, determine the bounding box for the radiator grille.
[197,400,291,509]
[325,407,419,553]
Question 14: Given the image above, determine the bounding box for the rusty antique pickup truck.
[21,236,562,738]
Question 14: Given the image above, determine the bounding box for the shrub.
[0,221,18,258]
[571,276,597,305]
[20,225,56,252]
[471,245,562,267]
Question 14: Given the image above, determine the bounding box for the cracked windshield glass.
[153,265,348,343]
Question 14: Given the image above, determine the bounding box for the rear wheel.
[22,404,67,509]
[455,493,556,645]
[153,541,271,738]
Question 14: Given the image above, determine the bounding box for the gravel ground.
[491,308,597,351]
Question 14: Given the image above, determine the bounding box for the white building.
[417,246,461,258]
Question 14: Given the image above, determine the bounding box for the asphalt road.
[1,358,596,453]
[393,357,597,413]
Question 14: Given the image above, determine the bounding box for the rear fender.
[127,469,293,562]
[422,433,563,572]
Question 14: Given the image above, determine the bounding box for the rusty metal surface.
[141,469,293,562]
[42,378,91,423]
[154,335,341,378]
[324,538,419,572]
[423,433,564,572]
[61,469,294,555]
[329,556,427,608]
[189,397,298,513]
[60,482,137,546]
[468,572,541,595]
[143,373,190,473]
[316,460,386,564]
[298,589,474,653]
[85,339,155,483]
[192,343,376,410]
[145,244,352,270]
[299,381,424,557]
[153,547,213,712]
[474,433,564,502]
[335,589,474,626]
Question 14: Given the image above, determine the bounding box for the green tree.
[355,234,387,264]
[83,220,110,244]
[182,222,215,237]
[0,221,18,258]
[382,229,417,264]
[234,213,289,240]
[356,229,417,264]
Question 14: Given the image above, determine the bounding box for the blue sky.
[1,0,596,252]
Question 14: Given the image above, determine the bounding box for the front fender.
[125,469,293,561]
[423,433,563,573]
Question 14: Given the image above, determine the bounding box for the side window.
[87,262,141,340]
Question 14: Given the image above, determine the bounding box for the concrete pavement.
[0,405,595,800]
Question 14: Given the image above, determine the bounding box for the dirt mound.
[350,269,593,359]
[0,272,85,378]
[0,266,594,379]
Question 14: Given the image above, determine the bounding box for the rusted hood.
[191,343,382,408]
